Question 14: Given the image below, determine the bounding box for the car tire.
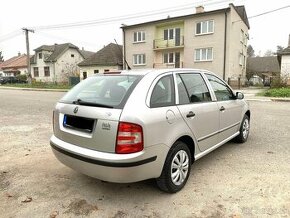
[156,141,191,193]
[235,114,250,143]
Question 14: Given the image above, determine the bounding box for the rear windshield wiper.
[72,99,113,108]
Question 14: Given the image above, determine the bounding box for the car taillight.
[116,122,143,154]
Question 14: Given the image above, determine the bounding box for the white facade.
[281,55,290,77]
[280,54,290,85]
[31,47,84,83]
[79,65,122,80]
[1,67,28,76]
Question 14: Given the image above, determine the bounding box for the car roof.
[120,68,214,76]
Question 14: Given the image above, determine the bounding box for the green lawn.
[261,87,290,97]
[2,83,72,90]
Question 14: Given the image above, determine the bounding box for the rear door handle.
[186,111,195,118]
[220,106,225,111]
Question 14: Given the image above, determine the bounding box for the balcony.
[153,37,184,50]
[153,62,183,69]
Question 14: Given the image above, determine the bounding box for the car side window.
[178,73,211,103]
[206,74,235,101]
[150,75,175,108]
[176,75,190,104]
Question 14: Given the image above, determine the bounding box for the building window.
[196,20,214,35]
[240,29,244,43]
[164,52,174,64]
[71,54,75,58]
[133,31,145,43]
[239,53,246,67]
[244,33,248,46]
[33,67,39,77]
[104,69,109,73]
[94,69,99,74]
[195,48,213,61]
[38,53,42,59]
[83,72,87,79]
[133,54,146,65]
[164,28,175,40]
[44,66,50,77]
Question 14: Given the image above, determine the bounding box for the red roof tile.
[0,54,28,70]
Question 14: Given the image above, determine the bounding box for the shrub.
[270,76,287,88]
[264,88,290,97]
[16,74,27,82]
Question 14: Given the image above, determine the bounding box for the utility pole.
[22,28,34,84]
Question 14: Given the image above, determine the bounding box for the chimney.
[82,47,84,51]
[196,6,204,13]
[18,52,21,56]
[288,34,290,47]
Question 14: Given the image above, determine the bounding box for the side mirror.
[236,92,244,100]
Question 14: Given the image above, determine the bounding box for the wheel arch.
[175,135,195,164]
[245,110,251,119]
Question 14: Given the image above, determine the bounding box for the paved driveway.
[0,89,289,217]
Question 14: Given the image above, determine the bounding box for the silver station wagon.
[50,69,250,193]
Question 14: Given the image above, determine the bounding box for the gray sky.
[0,0,289,59]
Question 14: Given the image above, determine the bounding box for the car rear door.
[205,74,243,141]
[175,72,220,152]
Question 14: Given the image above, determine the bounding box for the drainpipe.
[223,9,228,81]
[122,28,126,70]
[52,61,56,84]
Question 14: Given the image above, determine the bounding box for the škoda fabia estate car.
[50,69,250,193]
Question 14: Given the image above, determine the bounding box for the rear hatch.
[53,74,141,153]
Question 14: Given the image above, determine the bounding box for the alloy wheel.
[171,150,189,186]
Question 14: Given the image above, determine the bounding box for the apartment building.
[121,4,249,81]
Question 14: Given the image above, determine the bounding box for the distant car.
[0,76,27,84]
[50,69,250,193]
[249,75,263,86]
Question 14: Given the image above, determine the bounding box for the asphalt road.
[0,89,289,218]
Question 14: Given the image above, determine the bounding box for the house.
[278,34,290,85]
[0,53,28,76]
[78,43,123,79]
[246,56,280,85]
[121,3,249,83]
[30,43,92,83]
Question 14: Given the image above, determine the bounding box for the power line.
[0,30,23,43]
[30,0,234,30]
[36,31,99,48]
[0,0,234,41]
[232,5,290,24]
[248,5,290,19]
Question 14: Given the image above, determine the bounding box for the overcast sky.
[0,0,289,59]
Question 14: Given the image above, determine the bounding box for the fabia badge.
[73,106,79,114]
[102,122,111,130]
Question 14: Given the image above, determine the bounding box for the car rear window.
[60,75,142,109]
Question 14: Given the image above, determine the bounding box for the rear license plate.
[63,115,95,133]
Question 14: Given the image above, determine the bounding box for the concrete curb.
[270,98,290,102]
[2,86,290,102]
[0,86,68,92]
[245,97,290,102]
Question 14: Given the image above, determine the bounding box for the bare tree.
[61,63,80,81]
[247,45,255,57]
[0,51,4,62]
[264,49,274,57]
[276,45,284,54]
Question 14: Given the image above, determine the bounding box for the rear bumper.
[50,135,168,183]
